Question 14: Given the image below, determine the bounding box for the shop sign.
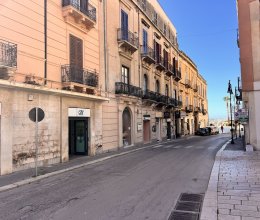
[164,112,171,119]
[155,112,163,118]
[235,108,248,123]
[68,108,90,117]
[137,123,142,131]
[143,114,150,120]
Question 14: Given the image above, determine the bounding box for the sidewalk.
[201,138,260,220]
[0,136,194,192]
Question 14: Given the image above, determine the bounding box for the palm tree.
[223,96,230,123]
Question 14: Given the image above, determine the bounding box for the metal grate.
[168,211,199,220]
[179,193,203,203]
[175,201,201,213]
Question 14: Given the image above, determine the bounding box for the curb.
[0,144,155,193]
[200,140,230,220]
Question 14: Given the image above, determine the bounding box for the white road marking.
[185,145,193,149]
[164,145,174,149]
[173,145,181,149]
[196,146,204,149]
[152,145,163,149]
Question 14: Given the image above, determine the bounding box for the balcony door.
[121,10,128,40]
[154,40,161,63]
[121,66,129,93]
[70,35,83,83]
[143,29,148,53]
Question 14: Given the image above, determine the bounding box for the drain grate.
[179,193,203,203]
[179,193,203,202]
[168,211,199,220]
[168,193,204,220]
[175,201,201,213]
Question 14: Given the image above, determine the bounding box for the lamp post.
[227,80,235,144]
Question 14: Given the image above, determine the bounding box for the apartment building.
[0,0,208,175]
[0,0,109,175]
[237,0,260,149]
[102,0,208,148]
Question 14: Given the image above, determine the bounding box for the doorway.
[122,108,131,146]
[69,118,88,156]
[143,120,150,143]
[167,122,171,140]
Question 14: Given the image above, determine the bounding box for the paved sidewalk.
[0,136,195,192]
[201,138,260,220]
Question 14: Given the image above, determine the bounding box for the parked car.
[206,126,219,135]
[195,128,210,136]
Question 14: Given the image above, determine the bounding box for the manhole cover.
[168,211,199,220]
[175,201,201,213]
[179,193,203,203]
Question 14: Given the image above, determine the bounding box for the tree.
[223,96,230,123]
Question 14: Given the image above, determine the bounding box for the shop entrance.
[122,108,131,146]
[143,120,150,143]
[69,118,88,156]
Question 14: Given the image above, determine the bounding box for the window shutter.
[70,35,83,69]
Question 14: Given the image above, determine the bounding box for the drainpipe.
[44,0,47,84]
[103,0,108,93]
[138,9,141,88]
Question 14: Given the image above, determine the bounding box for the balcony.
[174,70,181,81]
[194,106,201,113]
[141,46,155,64]
[185,79,192,88]
[164,62,174,77]
[193,84,198,92]
[115,82,142,98]
[62,0,96,30]
[117,29,139,53]
[155,55,165,71]
[167,97,178,108]
[142,90,168,106]
[61,65,98,93]
[202,109,207,115]
[185,105,193,113]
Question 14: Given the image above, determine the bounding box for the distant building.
[237,0,260,149]
[0,0,208,175]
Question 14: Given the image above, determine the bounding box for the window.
[143,29,148,53]
[186,97,189,107]
[143,74,148,91]
[70,35,83,69]
[153,11,158,25]
[165,84,169,97]
[163,24,167,35]
[155,80,160,93]
[121,10,128,40]
[163,49,168,67]
[121,66,129,84]
[154,40,161,62]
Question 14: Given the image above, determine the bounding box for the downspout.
[103,0,108,93]
[138,9,141,88]
[44,0,47,84]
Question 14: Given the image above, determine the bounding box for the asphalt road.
[0,134,229,220]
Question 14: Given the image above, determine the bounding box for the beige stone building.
[237,0,260,149]
[0,0,208,175]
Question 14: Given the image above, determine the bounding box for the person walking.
[221,125,224,133]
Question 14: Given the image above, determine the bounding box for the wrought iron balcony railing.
[117,28,139,49]
[193,84,198,92]
[62,0,96,22]
[194,106,201,113]
[115,82,142,98]
[0,39,17,68]
[185,79,191,88]
[61,65,98,87]
[167,97,178,107]
[154,55,165,71]
[164,62,173,76]
[185,105,193,113]
[202,109,207,115]
[174,70,181,81]
[141,46,155,64]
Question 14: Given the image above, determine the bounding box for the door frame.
[69,117,88,156]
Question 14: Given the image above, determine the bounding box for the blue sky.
[158,0,240,119]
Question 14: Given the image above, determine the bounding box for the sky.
[158,0,240,119]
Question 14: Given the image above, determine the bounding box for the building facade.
[0,0,208,175]
[237,0,260,150]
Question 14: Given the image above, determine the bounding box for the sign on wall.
[235,108,249,123]
[143,115,150,120]
[137,123,142,131]
[68,108,90,117]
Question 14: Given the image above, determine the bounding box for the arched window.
[143,74,148,92]
[155,80,160,93]
[165,84,169,97]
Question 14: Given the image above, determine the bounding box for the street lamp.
[227,80,235,144]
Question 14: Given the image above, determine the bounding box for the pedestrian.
[221,125,224,133]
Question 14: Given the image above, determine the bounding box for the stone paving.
[201,139,260,220]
